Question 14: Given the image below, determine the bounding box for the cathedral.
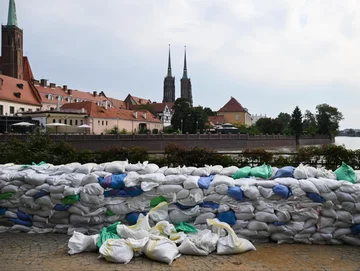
[163,46,193,106]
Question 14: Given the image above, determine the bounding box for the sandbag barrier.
[0,161,359,249]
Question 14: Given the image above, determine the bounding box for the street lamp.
[181,119,183,134]
[5,113,8,133]
[196,120,199,133]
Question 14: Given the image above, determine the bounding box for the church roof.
[0,74,41,106]
[7,0,18,27]
[218,97,247,113]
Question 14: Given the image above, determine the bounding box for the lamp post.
[181,119,183,134]
[116,117,119,132]
[196,120,199,133]
[5,113,8,133]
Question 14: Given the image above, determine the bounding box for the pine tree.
[290,106,303,141]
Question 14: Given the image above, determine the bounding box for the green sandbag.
[150,196,167,207]
[175,222,198,233]
[250,163,272,179]
[335,162,356,183]
[105,209,115,216]
[232,166,251,179]
[96,222,121,248]
[0,192,13,200]
[61,194,80,205]
[106,222,121,234]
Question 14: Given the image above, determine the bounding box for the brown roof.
[131,102,174,113]
[0,74,42,106]
[125,94,151,105]
[0,56,34,81]
[35,84,109,106]
[218,97,247,113]
[107,97,128,109]
[61,102,161,122]
[208,115,225,126]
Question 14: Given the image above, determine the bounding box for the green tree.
[277,112,291,134]
[256,118,284,134]
[316,104,344,137]
[290,106,303,142]
[303,110,317,135]
[171,98,192,133]
[204,107,217,116]
[188,106,208,133]
[105,126,120,134]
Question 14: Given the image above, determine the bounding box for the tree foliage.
[256,118,284,134]
[315,104,344,137]
[277,112,291,134]
[290,106,303,139]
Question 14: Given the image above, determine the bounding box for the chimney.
[0,78,3,90]
[49,83,56,88]
[93,91,97,97]
[63,85,68,91]
[40,79,48,87]
[68,89,72,95]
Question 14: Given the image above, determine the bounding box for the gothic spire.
[182,46,188,79]
[167,44,172,77]
[7,0,18,27]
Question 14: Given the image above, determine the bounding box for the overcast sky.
[2,0,360,129]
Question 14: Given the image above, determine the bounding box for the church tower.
[180,46,193,106]
[163,45,175,103]
[1,0,24,79]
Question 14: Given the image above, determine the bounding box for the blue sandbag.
[199,202,220,209]
[8,218,32,227]
[272,166,295,179]
[198,175,215,189]
[0,207,7,215]
[175,203,196,210]
[33,190,50,200]
[273,222,287,226]
[227,186,245,201]
[126,212,147,225]
[16,210,33,221]
[217,210,236,225]
[98,174,126,189]
[306,193,326,203]
[273,185,292,199]
[104,186,143,198]
[54,204,72,211]
[124,186,143,197]
[351,224,360,235]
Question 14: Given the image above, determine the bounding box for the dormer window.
[58,95,63,101]
[67,97,72,103]
[76,98,81,103]
[47,94,53,100]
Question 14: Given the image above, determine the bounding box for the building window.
[53,119,56,123]
[98,120,100,125]
[80,120,83,125]
[67,97,72,103]
[70,119,73,125]
[48,94,53,100]
[10,106,15,114]
[64,119,67,125]
[236,114,239,121]
[59,119,62,123]
[0,105,3,115]
[102,121,104,126]
[106,121,108,126]
[28,109,33,112]
[75,120,78,125]
[58,96,63,101]
[19,107,25,112]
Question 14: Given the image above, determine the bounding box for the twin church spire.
[163,45,193,106]
[7,0,18,27]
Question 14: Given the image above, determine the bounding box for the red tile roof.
[0,74,42,106]
[107,97,128,109]
[0,56,34,81]
[218,97,247,113]
[131,102,174,113]
[208,115,225,126]
[61,102,161,122]
[125,94,151,105]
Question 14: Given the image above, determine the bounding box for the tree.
[277,112,291,134]
[171,98,192,133]
[204,107,217,116]
[290,106,303,142]
[256,118,284,134]
[188,106,208,133]
[316,104,344,137]
[303,110,317,135]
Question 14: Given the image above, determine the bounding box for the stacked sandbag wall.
[0,161,359,245]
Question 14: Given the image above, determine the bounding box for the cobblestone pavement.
[0,233,359,271]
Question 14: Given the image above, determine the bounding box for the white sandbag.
[220,166,239,177]
[194,213,216,225]
[321,191,338,201]
[316,168,336,179]
[178,237,208,256]
[321,208,338,219]
[117,214,150,240]
[1,185,19,193]
[176,189,190,200]
[235,212,254,220]
[258,186,275,199]
[215,184,229,195]
[68,231,99,255]
[157,185,184,195]
[210,165,224,175]
[91,171,112,178]
[231,203,254,213]
[24,173,48,186]
[169,210,191,224]
[336,210,353,223]
[232,220,249,230]
[247,220,269,231]
[275,210,291,222]
[298,179,320,194]
[123,171,140,187]
[218,204,230,213]
[169,232,187,244]
[104,161,127,174]
[64,187,82,196]
[82,183,102,196]
[10,225,31,232]
[144,237,180,264]
[35,195,55,208]
[164,167,181,176]
[338,182,359,194]
[99,239,134,264]
[164,175,187,185]
[293,164,308,179]
[138,173,166,184]
[70,214,90,224]
[80,192,105,206]
[241,184,260,200]
[342,235,360,246]
[148,202,169,222]
[138,163,160,175]
[28,227,53,234]
[150,221,176,236]
[255,211,278,223]
[141,181,159,191]
[75,163,97,174]
[211,175,235,187]
[192,166,212,177]
[183,176,200,189]
[125,162,145,172]
[336,191,355,202]
[180,166,196,175]
[207,219,256,254]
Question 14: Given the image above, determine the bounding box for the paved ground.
[0,233,359,271]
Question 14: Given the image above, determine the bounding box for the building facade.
[180,47,193,106]
[217,97,252,126]
[163,45,175,103]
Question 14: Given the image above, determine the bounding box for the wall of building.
[218,112,247,125]
[90,118,163,134]
[0,100,40,115]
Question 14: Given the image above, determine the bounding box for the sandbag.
[144,237,180,264]
[335,162,356,183]
[232,166,251,179]
[99,239,134,264]
[68,231,99,255]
